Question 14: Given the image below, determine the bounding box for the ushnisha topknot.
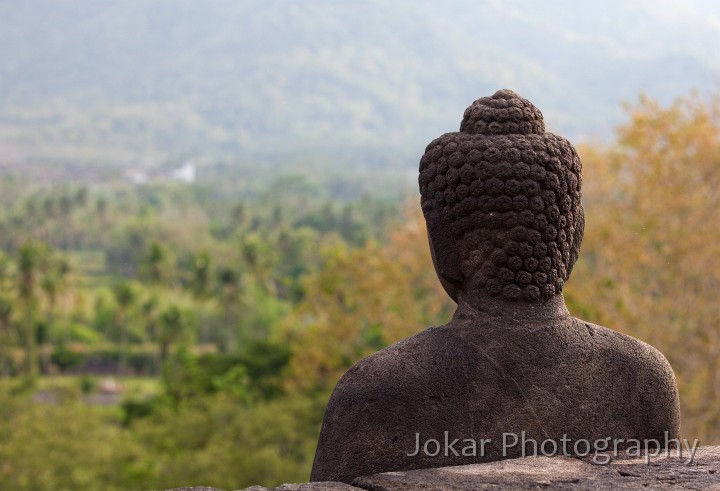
[419,89,584,301]
[460,89,546,135]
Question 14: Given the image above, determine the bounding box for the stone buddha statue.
[310,90,681,484]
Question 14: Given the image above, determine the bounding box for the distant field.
[0,375,162,405]
[67,249,107,276]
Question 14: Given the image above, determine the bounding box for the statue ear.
[424,208,463,303]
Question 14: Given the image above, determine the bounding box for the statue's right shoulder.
[311,325,472,482]
[332,326,441,396]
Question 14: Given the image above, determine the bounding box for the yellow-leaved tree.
[567,92,720,442]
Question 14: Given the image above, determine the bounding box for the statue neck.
[454,290,570,324]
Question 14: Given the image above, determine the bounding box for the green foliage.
[50,345,86,370]
[129,392,325,490]
[68,322,102,344]
[0,391,152,491]
[111,280,136,309]
[160,341,290,405]
[78,375,98,394]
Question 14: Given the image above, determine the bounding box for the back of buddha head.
[419,90,584,302]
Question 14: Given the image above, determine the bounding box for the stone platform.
[162,445,720,490]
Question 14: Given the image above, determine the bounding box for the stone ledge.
[160,445,720,490]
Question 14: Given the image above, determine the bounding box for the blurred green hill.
[1,0,719,169]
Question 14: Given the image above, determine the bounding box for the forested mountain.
[1,0,719,169]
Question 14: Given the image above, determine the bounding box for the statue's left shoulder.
[579,319,681,438]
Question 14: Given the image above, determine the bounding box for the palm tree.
[216,266,240,352]
[140,294,160,375]
[190,251,211,344]
[159,305,187,365]
[142,241,168,286]
[17,242,45,377]
[112,281,136,377]
[0,253,13,376]
[39,256,70,370]
[0,296,13,376]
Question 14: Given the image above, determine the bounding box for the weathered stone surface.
[159,482,361,491]
[157,488,227,491]
[155,488,228,491]
[354,446,720,490]
[160,446,720,490]
[310,90,681,483]
[272,483,361,490]
[356,457,603,490]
